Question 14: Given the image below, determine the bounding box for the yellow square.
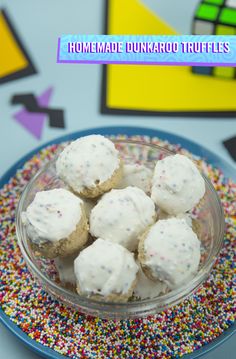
[216,25,235,35]
[214,67,235,79]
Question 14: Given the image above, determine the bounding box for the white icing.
[142,218,201,289]
[134,261,168,299]
[151,154,205,214]
[56,135,120,193]
[74,238,138,297]
[116,163,153,193]
[158,210,193,227]
[90,186,156,251]
[22,188,83,244]
[54,255,77,285]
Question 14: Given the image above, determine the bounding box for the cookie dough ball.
[74,238,139,302]
[151,154,205,215]
[133,261,168,300]
[56,135,122,198]
[116,164,153,193]
[90,186,156,251]
[138,218,201,289]
[22,188,88,259]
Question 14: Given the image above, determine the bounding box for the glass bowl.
[16,139,225,319]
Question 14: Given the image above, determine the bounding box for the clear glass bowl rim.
[15,139,225,316]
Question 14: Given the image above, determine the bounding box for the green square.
[216,24,235,34]
[219,8,236,26]
[214,66,235,78]
[196,4,220,21]
[204,0,224,5]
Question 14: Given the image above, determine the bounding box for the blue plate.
[0,126,235,359]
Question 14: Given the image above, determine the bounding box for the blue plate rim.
[0,125,235,359]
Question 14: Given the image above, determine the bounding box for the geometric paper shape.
[0,13,26,76]
[13,111,46,140]
[193,20,214,34]
[12,86,65,138]
[223,135,236,161]
[0,9,37,84]
[214,66,235,78]
[47,110,65,128]
[13,87,53,139]
[102,0,236,117]
[192,66,213,75]
[37,87,53,107]
[216,24,236,34]
[196,4,220,21]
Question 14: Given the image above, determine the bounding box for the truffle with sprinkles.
[0,135,235,359]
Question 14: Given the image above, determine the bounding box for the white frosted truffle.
[22,188,83,243]
[151,154,205,215]
[138,218,201,289]
[90,186,156,251]
[117,163,153,193]
[74,238,139,302]
[56,135,122,198]
[134,261,168,300]
[22,188,88,258]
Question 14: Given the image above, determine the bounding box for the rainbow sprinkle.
[0,136,235,359]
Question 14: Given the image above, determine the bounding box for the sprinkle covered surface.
[0,135,235,359]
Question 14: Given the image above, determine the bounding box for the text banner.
[57,35,236,66]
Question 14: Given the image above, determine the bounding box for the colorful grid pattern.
[0,136,235,359]
[192,0,236,79]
